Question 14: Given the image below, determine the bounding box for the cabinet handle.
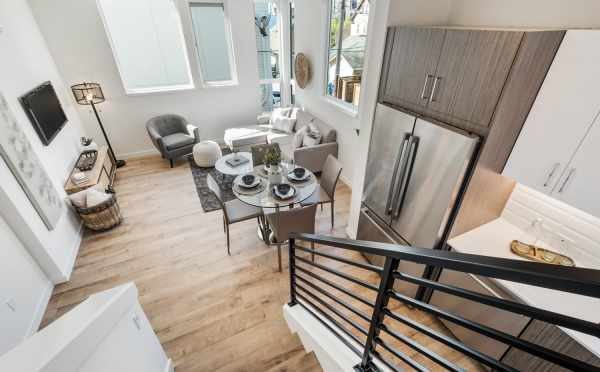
[543,163,560,187]
[429,76,442,103]
[558,168,575,193]
[420,74,434,100]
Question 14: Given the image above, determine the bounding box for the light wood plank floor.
[42,155,482,371]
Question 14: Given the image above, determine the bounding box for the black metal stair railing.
[287,233,600,372]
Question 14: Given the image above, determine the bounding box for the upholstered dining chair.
[206,174,263,255]
[301,155,343,228]
[251,143,281,167]
[265,204,317,272]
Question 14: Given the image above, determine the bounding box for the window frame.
[96,0,196,95]
[186,0,239,87]
[254,0,285,111]
[323,0,369,115]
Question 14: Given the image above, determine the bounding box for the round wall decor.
[294,53,311,89]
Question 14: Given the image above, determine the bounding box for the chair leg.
[311,241,315,262]
[226,224,231,256]
[277,244,282,272]
[223,216,226,233]
[321,203,323,211]
[169,159,174,168]
[331,200,335,229]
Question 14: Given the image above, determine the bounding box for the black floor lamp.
[71,82,126,168]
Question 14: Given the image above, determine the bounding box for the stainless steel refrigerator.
[358,103,480,297]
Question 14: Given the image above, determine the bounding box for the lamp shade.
[71,82,105,105]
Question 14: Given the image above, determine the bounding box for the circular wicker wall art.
[294,53,311,89]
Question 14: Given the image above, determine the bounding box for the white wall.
[0,0,86,282]
[28,0,263,159]
[0,216,52,356]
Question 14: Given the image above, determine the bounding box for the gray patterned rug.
[187,151,236,212]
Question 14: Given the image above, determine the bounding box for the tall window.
[189,2,237,85]
[254,0,282,112]
[326,0,370,111]
[97,0,194,94]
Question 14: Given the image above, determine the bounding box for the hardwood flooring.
[42,155,482,371]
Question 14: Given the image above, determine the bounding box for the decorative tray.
[510,240,575,267]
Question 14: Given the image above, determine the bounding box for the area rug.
[188,151,236,212]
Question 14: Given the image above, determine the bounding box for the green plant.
[264,147,282,166]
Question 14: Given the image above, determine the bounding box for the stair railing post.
[354,256,400,372]
[288,237,297,306]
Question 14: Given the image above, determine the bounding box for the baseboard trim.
[164,359,174,372]
[61,220,84,282]
[27,280,53,336]
[117,148,157,160]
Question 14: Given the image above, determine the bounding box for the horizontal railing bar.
[379,324,464,372]
[295,255,379,292]
[296,283,369,336]
[388,290,598,372]
[296,293,365,357]
[290,234,600,298]
[295,265,375,308]
[295,244,383,274]
[296,274,372,323]
[395,271,600,338]
[384,308,518,372]
[295,293,363,357]
[374,337,428,372]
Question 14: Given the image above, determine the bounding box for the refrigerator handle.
[385,133,411,215]
[393,135,419,218]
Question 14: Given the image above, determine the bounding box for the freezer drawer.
[357,208,423,298]
[429,268,530,361]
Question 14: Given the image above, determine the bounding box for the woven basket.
[74,194,122,231]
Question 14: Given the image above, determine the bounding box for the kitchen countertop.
[448,217,600,358]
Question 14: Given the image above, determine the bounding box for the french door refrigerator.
[358,103,479,298]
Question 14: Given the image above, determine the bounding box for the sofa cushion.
[302,123,322,147]
[293,125,308,149]
[311,117,336,143]
[224,126,269,148]
[272,115,296,133]
[162,133,195,150]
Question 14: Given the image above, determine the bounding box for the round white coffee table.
[215,152,253,176]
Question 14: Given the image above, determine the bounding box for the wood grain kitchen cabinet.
[424,30,523,132]
[504,31,600,198]
[502,320,600,371]
[429,268,530,362]
[379,27,445,114]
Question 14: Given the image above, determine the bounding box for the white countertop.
[448,217,600,358]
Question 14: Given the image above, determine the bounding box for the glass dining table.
[231,162,317,243]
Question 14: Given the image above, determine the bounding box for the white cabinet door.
[503,31,600,194]
[552,112,600,217]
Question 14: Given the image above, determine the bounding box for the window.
[189,2,237,85]
[254,0,282,112]
[326,0,370,111]
[97,0,194,94]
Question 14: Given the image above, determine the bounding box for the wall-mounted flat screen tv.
[19,81,68,146]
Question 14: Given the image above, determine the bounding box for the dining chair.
[300,155,343,228]
[206,174,263,255]
[265,204,317,272]
[251,143,281,167]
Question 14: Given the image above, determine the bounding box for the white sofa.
[224,109,338,173]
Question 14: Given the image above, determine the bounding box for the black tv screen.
[20,81,68,146]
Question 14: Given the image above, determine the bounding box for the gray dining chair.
[301,155,343,228]
[265,204,317,272]
[251,143,281,167]
[206,174,263,255]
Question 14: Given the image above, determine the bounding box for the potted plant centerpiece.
[264,147,283,183]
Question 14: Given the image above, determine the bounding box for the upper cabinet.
[504,31,600,216]
[380,27,523,133]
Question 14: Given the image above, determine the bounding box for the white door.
[551,111,600,217]
[503,30,600,194]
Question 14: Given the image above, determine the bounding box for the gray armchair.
[146,114,200,167]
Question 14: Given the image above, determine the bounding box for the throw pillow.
[86,188,112,208]
[270,108,292,124]
[69,189,88,208]
[302,123,322,147]
[293,125,308,149]
[272,115,296,133]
